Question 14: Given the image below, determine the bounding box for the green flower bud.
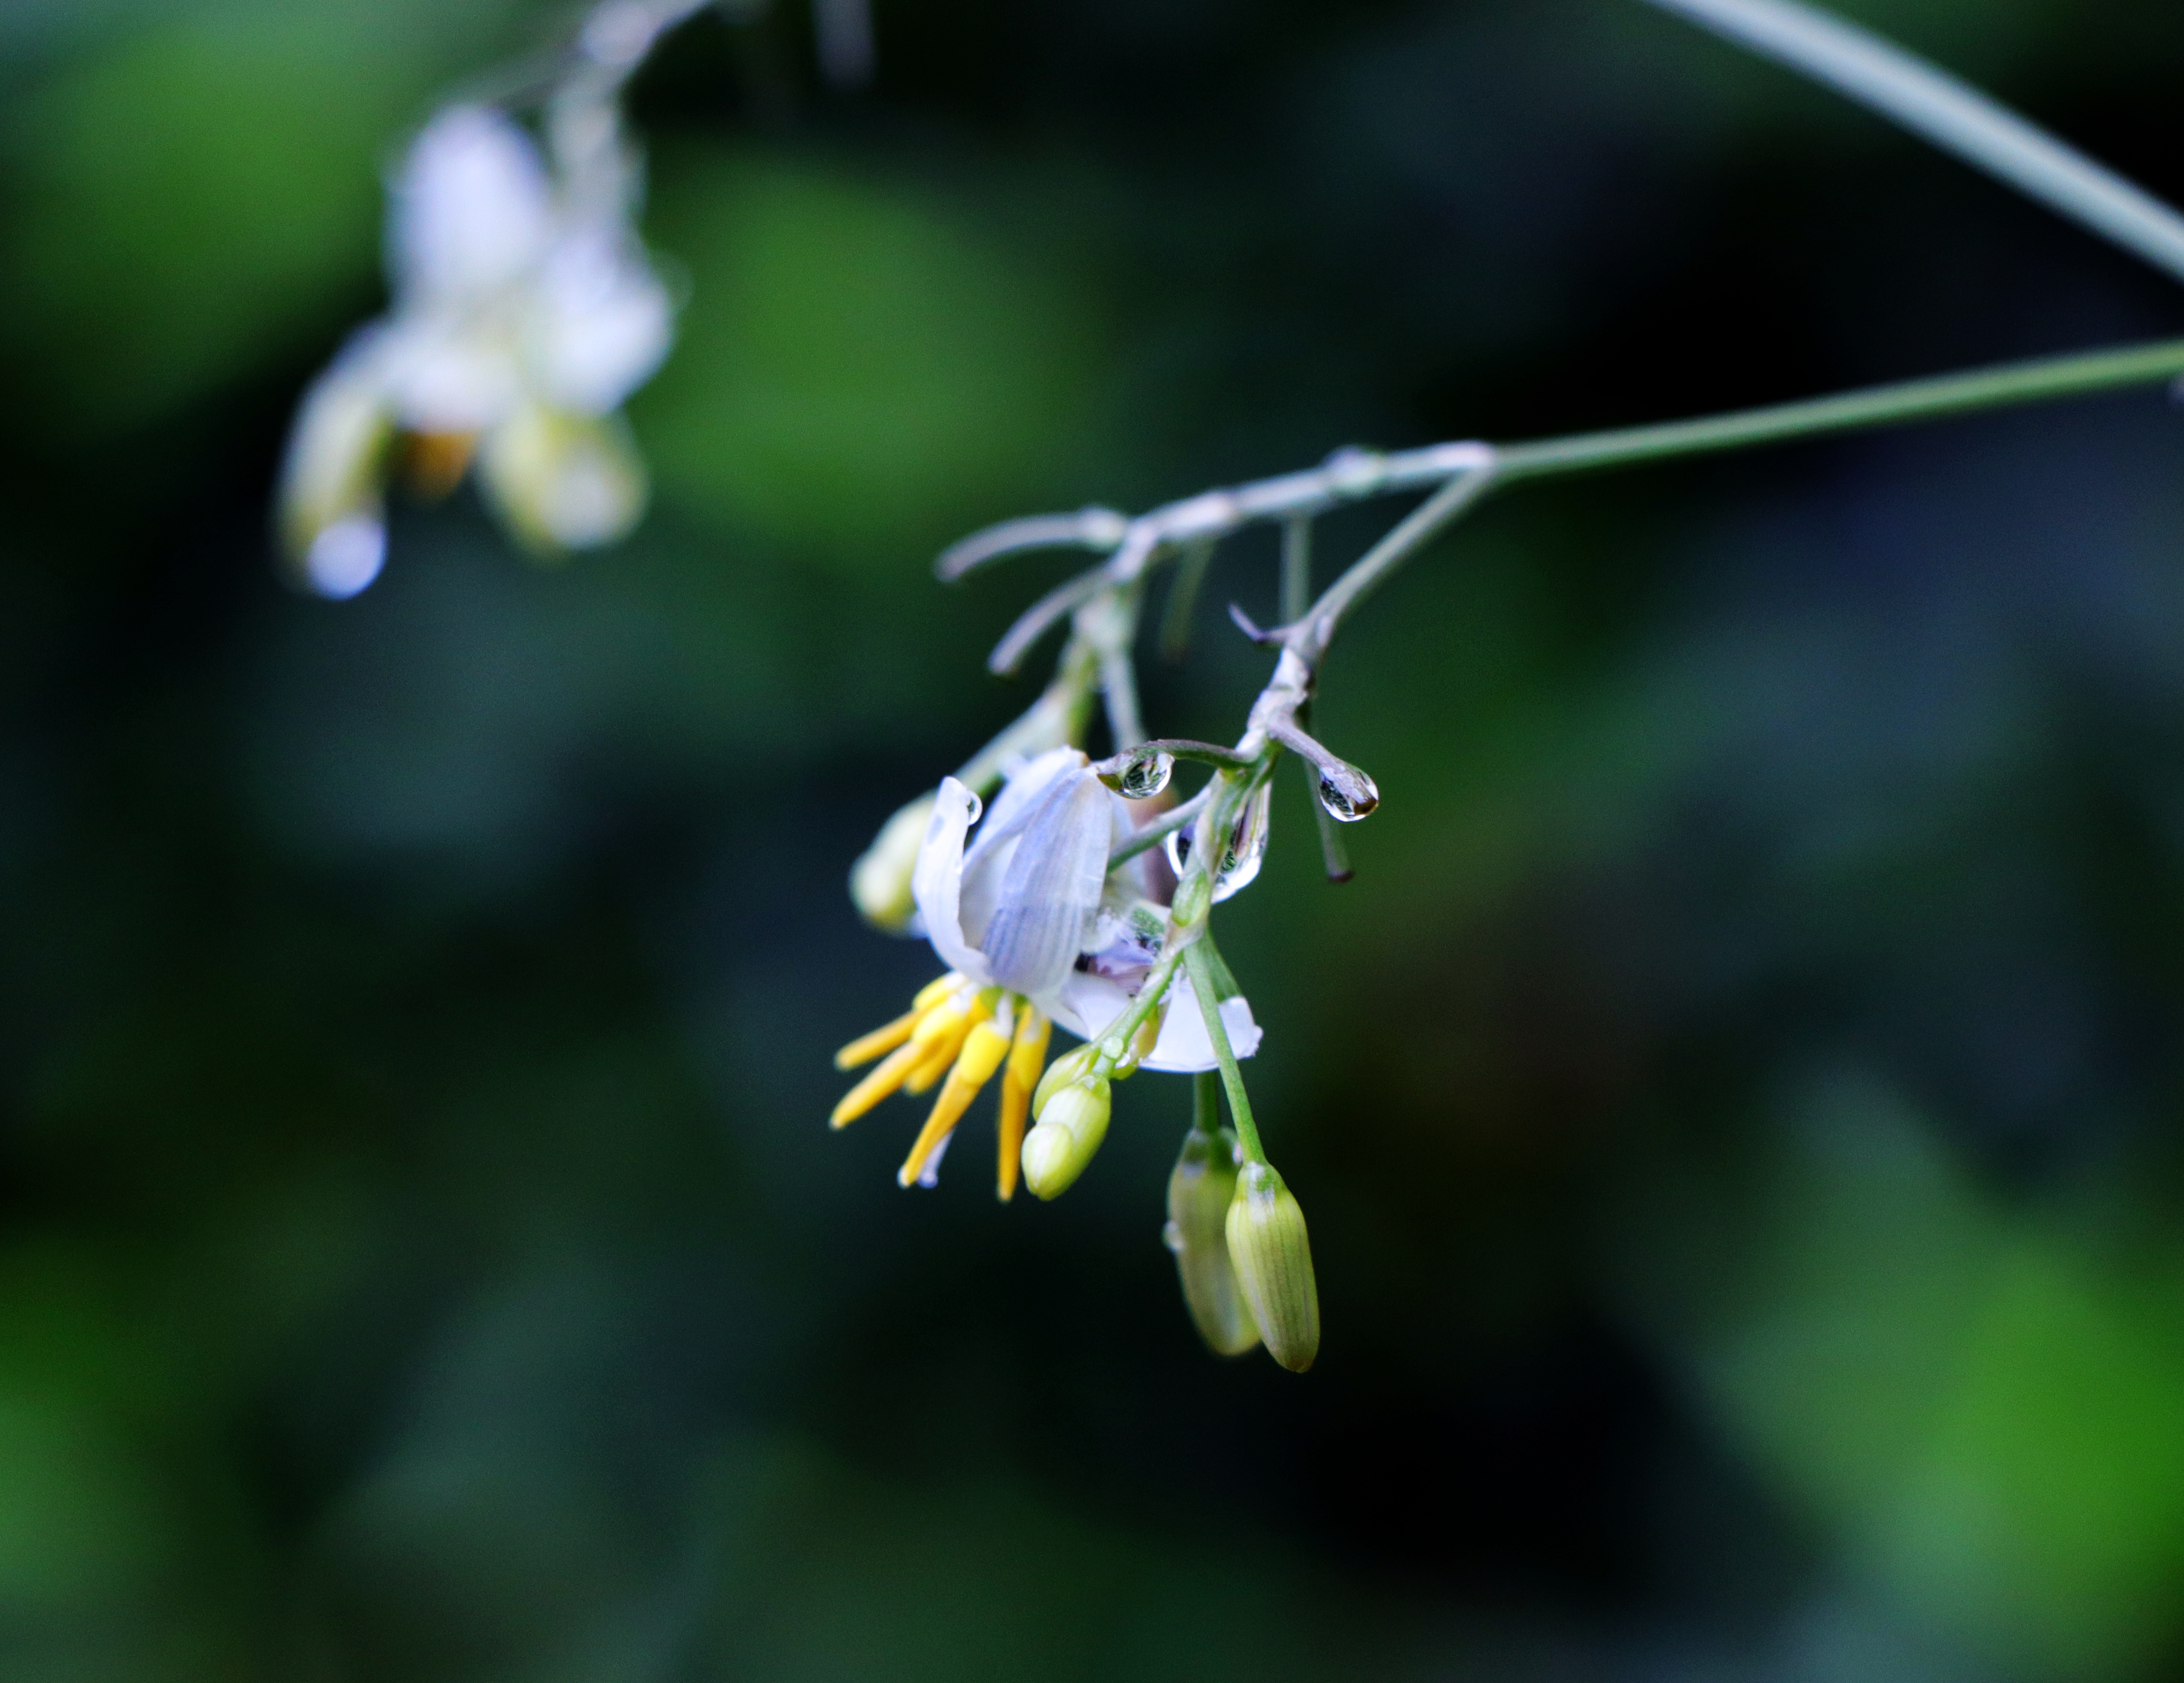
[1165,1128,1257,1356]
[1020,1079,1111,1200]
[1032,1041,1101,1115]
[848,792,936,933]
[1225,1162,1320,1372]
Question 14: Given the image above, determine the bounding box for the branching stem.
[1292,334,2184,665]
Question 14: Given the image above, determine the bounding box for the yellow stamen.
[995,1009,1050,1202]
[405,430,479,499]
[914,973,963,1011]
[905,1022,971,1094]
[834,1007,925,1071]
[903,991,994,1095]
[830,1038,929,1128]
[898,1020,1012,1187]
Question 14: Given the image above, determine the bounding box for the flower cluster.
[278,93,672,597]
[834,574,1352,1369]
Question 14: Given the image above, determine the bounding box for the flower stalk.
[826,0,2184,1375]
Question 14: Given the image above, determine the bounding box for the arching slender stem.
[1294,334,2184,664]
[1635,0,2184,287]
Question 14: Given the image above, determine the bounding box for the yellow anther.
[905,1026,968,1094]
[914,973,963,1011]
[830,1038,929,1129]
[995,1009,1050,1202]
[903,991,993,1095]
[834,1008,924,1071]
[898,1020,1012,1187]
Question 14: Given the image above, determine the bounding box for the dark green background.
[4,0,2184,1676]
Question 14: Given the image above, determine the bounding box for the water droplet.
[962,789,984,825]
[1316,769,1379,823]
[1164,783,1272,901]
[1210,781,1272,900]
[1162,1220,1185,1254]
[1118,749,1174,801]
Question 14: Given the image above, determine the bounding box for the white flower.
[279,102,673,595]
[831,748,1260,1197]
[914,748,1262,1070]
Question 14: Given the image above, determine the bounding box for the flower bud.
[1166,1128,1257,1356]
[1225,1162,1319,1372]
[1031,1042,1100,1116]
[848,792,936,933]
[1020,1079,1110,1200]
[477,405,646,551]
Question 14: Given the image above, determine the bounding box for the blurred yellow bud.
[477,404,646,553]
[1225,1162,1319,1372]
[849,793,936,933]
[1020,1079,1111,1200]
[1165,1128,1257,1356]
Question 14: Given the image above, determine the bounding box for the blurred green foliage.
[638,152,1106,559]
[4,0,2184,1678]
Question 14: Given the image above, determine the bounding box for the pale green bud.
[477,404,646,553]
[1032,1041,1100,1115]
[1225,1162,1319,1372]
[1020,1079,1111,1200]
[1165,1128,1257,1356]
[848,792,935,933]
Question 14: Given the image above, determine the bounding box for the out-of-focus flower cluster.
[279,97,672,596]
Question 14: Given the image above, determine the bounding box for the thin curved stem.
[1294,333,2184,663]
[1109,786,1213,868]
[1636,0,2184,288]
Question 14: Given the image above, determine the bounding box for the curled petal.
[979,768,1112,1005]
[525,229,673,415]
[382,315,524,435]
[957,747,1084,952]
[1142,992,1261,1073]
[393,105,553,305]
[963,747,1082,863]
[1052,970,1130,1043]
[279,332,396,570]
[1049,975,1261,1073]
[911,779,991,989]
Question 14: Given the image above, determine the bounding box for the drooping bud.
[1020,1079,1111,1200]
[849,792,937,933]
[1225,1162,1319,1372]
[1165,1128,1257,1356]
[477,405,647,552]
[1031,1041,1100,1116]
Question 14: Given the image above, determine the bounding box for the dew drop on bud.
[962,789,984,825]
[1162,1219,1185,1255]
[1212,780,1272,900]
[1316,769,1379,823]
[1163,781,1271,902]
[1118,749,1174,801]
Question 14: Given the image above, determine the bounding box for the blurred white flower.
[279,102,673,595]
